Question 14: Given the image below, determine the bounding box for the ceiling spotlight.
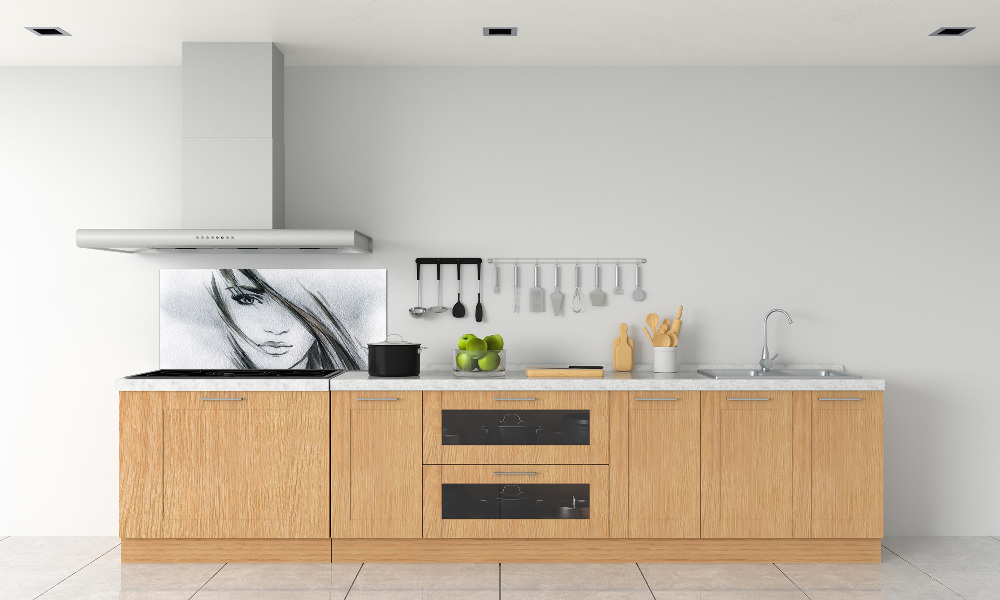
[929,27,975,36]
[483,27,518,37]
[25,27,71,36]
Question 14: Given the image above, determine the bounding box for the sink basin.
[778,369,861,379]
[698,368,861,379]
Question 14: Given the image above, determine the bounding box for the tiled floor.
[0,537,997,599]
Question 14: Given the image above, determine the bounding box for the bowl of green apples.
[454,334,505,378]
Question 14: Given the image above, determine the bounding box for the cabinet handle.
[357,397,399,401]
[819,397,863,402]
[636,397,679,401]
[727,397,770,402]
[494,397,537,402]
[493,472,537,475]
[200,397,243,402]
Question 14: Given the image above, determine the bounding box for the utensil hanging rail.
[487,258,646,265]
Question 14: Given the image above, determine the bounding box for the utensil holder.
[653,347,678,373]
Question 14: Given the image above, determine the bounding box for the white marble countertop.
[117,365,884,392]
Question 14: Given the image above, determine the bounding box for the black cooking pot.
[367,334,425,377]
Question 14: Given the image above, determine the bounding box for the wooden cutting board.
[525,367,605,378]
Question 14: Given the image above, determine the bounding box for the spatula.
[589,264,607,307]
[529,264,545,312]
[550,265,565,316]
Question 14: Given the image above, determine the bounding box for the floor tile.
[0,564,82,600]
[639,563,799,592]
[500,563,652,599]
[0,536,120,568]
[202,563,360,591]
[120,562,224,591]
[347,563,498,600]
[776,561,883,590]
[918,568,1000,600]
[194,592,335,600]
[883,536,1000,571]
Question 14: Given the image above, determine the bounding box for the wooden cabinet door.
[331,391,422,538]
[160,391,330,539]
[702,391,793,538]
[802,391,883,538]
[627,392,700,538]
[120,392,164,538]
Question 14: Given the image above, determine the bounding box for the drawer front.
[423,464,609,538]
[423,391,609,465]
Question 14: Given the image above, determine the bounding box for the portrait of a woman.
[159,269,386,370]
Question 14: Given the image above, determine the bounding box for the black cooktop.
[127,369,346,379]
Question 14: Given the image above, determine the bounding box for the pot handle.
[385,333,405,343]
[500,413,524,425]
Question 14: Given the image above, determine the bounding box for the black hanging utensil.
[475,262,484,322]
[452,262,467,318]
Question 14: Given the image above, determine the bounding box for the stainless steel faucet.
[760,308,793,372]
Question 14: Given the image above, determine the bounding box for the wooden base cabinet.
[701,391,794,538]
[624,392,700,538]
[797,391,884,538]
[120,391,330,539]
[331,391,422,538]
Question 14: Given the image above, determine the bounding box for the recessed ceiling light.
[25,26,71,36]
[929,27,975,36]
[483,27,517,37]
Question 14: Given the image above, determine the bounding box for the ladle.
[409,263,426,318]
[429,262,449,313]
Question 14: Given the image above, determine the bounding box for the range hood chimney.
[76,42,373,254]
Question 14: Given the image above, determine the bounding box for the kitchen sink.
[698,368,861,379]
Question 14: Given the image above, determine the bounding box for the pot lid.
[368,333,421,347]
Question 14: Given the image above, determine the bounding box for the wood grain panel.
[161,391,329,539]
[608,392,629,538]
[422,391,609,465]
[331,391,422,539]
[120,392,164,538]
[702,391,793,538]
[424,464,609,539]
[792,392,812,538]
[121,538,331,563]
[328,538,881,564]
[807,391,884,538]
[628,392,700,538]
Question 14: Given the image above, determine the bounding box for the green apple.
[455,351,476,371]
[457,334,478,350]
[465,337,488,359]
[478,351,501,371]
[483,334,504,351]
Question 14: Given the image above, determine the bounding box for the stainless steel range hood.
[76,43,373,254]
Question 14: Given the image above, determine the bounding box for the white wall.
[1,66,998,536]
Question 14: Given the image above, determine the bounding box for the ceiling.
[3,0,998,66]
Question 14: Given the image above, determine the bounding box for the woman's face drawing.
[223,272,315,369]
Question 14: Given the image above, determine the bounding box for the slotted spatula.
[589,264,607,307]
[529,264,545,312]
[550,265,565,316]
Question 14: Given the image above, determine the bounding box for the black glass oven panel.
[441,483,590,520]
[441,410,590,446]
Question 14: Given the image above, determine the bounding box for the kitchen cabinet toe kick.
[329,538,882,563]
[122,538,881,563]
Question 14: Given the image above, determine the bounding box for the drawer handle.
[200,397,243,402]
[636,397,679,401]
[493,472,537,476]
[494,397,537,401]
[357,397,399,401]
[727,397,771,401]
[819,397,863,402]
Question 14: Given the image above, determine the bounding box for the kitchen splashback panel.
[160,269,386,370]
